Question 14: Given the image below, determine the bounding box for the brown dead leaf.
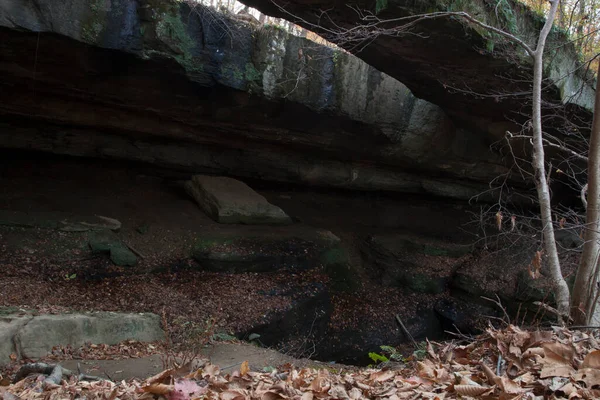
[573,368,600,388]
[348,388,362,399]
[417,361,435,381]
[146,368,176,385]
[528,251,542,279]
[142,382,173,395]
[540,364,575,378]
[543,342,574,365]
[240,361,249,376]
[581,350,600,369]
[300,393,314,400]
[261,391,286,400]
[481,363,497,385]
[221,389,250,400]
[527,330,553,348]
[328,385,350,399]
[203,364,221,378]
[310,376,330,394]
[454,384,492,396]
[370,370,395,382]
[494,376,525,394]
[496,211,503,231]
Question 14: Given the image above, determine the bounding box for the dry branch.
[13,363,104,384]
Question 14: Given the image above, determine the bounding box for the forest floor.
[1,325,599,399]
[0,153,468,363]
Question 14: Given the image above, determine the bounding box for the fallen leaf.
[370,370,395,382]
[142,383,173,395]
[572,368,600,388]
[542,342,574,365]
[240,361,249,376]
[454,384,492,396]
[581,350,600,369]
[170,379,207,400]
[494,376,526,394]
[540,364,575,378]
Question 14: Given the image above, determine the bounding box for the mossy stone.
[89,231,136,267]
[109,246,137,267]
[320,247,360,292]
[398,272,447,294]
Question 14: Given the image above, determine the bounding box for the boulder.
[89,231,137,267]
[361,233,470,293]
[0,314,32,363]
[319,247,360,292]
[16,312,163,359]
[0,312,163,363]
[185,175,292,225]
[434,298,498,334]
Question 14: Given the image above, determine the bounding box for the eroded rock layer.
[0,0,529,199]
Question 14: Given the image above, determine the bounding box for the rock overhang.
[0,0,541,200]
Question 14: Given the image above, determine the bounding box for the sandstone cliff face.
[0,0,521,199]
[243,0,595,127]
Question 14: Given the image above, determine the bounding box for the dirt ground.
[0,151,549,366]
[58,342,334,381]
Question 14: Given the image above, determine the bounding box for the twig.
[395,314,418,348]
[123,241,145,259]
[568,325,600,329]
[481,294,511,324]
[43,365,63,387]
[533,301,574,323]
[496,354,504,376]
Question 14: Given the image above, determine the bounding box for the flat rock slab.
[185,175,292,225]
[0,312,163,364]
[192,229,342,273]
[0,210,121,231]
[89,231,137,267]
[59,342,338,380]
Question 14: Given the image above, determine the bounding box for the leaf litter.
[2,325,598,399]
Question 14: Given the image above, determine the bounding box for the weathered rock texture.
[244,0,595,131]
[0,0,531,200]
[185,175,292,225]
[0,312,163,363]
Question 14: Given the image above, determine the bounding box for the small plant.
[368,345,405,366]
[411,342,428,361]
[379,345,404,361]
[368,352,389,364]
[161,310,216,369]
[375,0,388,14]
[63,273,76,281]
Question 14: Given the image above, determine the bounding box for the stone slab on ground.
[0,315,33,364]
[185,175,292,225]
[88,230,137,267]
[0,312,163,364]
[59,342,334,380]
[191,229,343,273]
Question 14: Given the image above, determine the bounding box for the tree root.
[13,362,105,384]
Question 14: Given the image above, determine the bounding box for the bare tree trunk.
[557,0,566,27]
[572,59,600,325]
[577,0,586,37]
[530,0,571,320]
